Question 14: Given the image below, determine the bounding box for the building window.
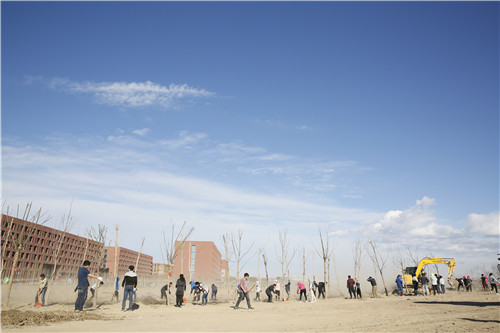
[190,245,196,279]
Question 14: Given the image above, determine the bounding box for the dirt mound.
[140,296,164,305]
[1,310,110,327]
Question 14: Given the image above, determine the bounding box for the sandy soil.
[2,284,499,332]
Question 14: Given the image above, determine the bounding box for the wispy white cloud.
[342,193,363,199]
[263,119,313,131]
[28,76,214,108]
[160,131,208,149]
[132,128,150,136]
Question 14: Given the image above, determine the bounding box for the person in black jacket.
[211,284,218,301]
[122,265,137,311]
[161,282,173,300]
[175,274,186,307]
[317,282,326,299]
[265,283,276,303]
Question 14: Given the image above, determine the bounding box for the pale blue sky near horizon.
[2,1,499,278]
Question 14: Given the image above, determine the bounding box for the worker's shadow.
[461,318,500,324]
[414,301,500,307]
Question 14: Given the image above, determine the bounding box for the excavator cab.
[405,267,417,277]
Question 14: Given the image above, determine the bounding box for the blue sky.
[2,1,499,281]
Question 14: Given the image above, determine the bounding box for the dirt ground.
[1,284,499,332]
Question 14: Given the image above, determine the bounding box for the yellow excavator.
[403,257,456,286]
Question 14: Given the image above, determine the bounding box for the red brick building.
[172,241,228,283]
[103,246,153,276]
[1,215,103,281]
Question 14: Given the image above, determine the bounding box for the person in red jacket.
[297,282,307,301]
[347,275,356,299]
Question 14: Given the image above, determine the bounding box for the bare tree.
[1,213,15,275]
[82,228,91,261]
[229,230,254,283]
[89,224,108,308]
[220,233,233,301]
[366,240,389,296]
[276,229,297,297]
[407,247,420,266]
[159,221,194,305]
[112,225,119,301]
[2,203,50,306]
[392,243,409,292]
[331,252,342,295]
[302,247,306,283]
[135,237,146,273]
[315,226,334,297]
[262,251,269,287]
[45,206,76,304]
[352,238,363,280]
[392,243,406,275]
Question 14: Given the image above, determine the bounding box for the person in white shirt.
[89,276,104,299]
[430,273,438,295]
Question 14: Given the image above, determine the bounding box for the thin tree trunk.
[3,249,20,306]
[0,217,14,276]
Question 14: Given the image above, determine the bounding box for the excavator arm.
[415,258,455,279]
[403,257,455,286]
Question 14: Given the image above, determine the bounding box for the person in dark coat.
[265,283,276,303]
[211,283,218,301]
[317,281,326,299]
[175,274,186,307]
[160,282,173,299]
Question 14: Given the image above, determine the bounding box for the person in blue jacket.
[395,275,404,296]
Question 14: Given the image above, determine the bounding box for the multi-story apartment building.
[1,215,103,280]
[172,241,228,283]
[103,246,153,276]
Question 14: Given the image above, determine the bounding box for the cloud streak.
[28,76,214,108]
